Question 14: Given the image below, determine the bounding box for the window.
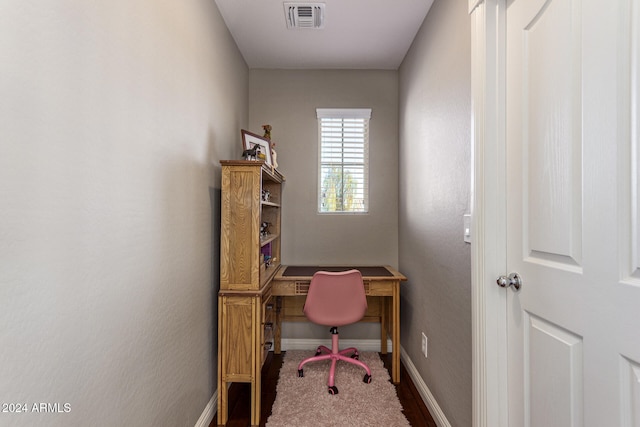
[317,108,371,213]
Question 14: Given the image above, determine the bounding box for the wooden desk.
[271,265,407,383]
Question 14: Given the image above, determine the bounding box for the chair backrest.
[303,270,368,327]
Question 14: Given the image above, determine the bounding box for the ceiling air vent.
[284,3,325,29]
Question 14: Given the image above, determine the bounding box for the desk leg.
[217,296,228,426]
[274,296,282,354]
[392,281,400,384]
[217,381,227,426]
[251,377,260,427]
[251,298,260,427]
[380,296,388,354]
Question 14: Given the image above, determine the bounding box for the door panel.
[628,0,640,281]
[523,0,582,268]
[621,357,640,427]
[506,0,640,426]
[527,314,583,427]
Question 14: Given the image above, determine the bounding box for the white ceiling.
[214,0,434,70]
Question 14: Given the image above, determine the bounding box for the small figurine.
[271,141,278,169]
[260,221,270,237]
[242,144,259,161]
[262,124,272,140]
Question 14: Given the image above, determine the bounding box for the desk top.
[274,265,407,281]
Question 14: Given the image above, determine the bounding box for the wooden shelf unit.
[217,160,284,427]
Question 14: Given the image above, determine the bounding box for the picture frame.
[241,129,273,168]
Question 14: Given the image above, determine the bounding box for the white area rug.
[266,350,410,426]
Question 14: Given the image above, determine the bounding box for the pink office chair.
[297,270,372,395]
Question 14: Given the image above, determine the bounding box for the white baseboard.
[400,347,452,427]
[194,391,217,427]
[280,338,393,352]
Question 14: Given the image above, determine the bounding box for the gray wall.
[249,69,399,267]
[249,69,399,339]
[0,1,247,426]
[399,1,472,427]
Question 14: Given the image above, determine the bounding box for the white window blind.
[317,108,371,213]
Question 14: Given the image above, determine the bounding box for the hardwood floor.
[211,352,437,427]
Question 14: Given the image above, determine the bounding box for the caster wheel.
[363,374,372,384]
[328,385,339,395]
[351,352,359,360]
[298,369,304,378]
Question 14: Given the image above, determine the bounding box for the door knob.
[496,272,522,291]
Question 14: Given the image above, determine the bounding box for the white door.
[505,0,640,426]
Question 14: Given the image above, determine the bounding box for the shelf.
[261,201,280,208]
[259,260,281,289]
[260,234,279,247]
[262,165,285,183]
[219,159,285,182]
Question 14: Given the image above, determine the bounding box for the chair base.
[297,327,372,395]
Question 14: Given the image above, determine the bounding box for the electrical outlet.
[421,332,428,358]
